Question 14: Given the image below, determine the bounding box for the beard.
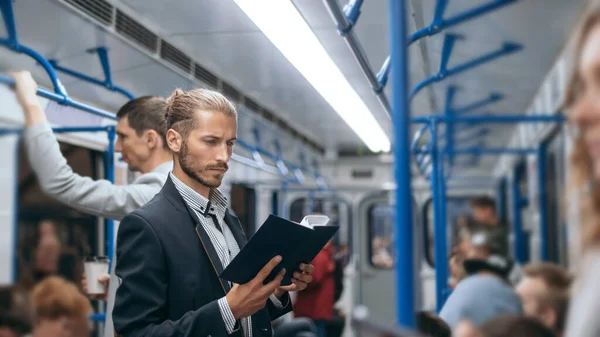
[178,141,228,188]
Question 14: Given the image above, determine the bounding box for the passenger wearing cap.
[439,232,523,330]
[468,229,524,285]
[470,196,509,255]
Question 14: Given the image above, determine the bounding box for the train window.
[230,184,256,237]
[366,200,420,269]
[423,197,475,267]
[289,197,352,266]
[16,141,102,289]
[368,204,395,268]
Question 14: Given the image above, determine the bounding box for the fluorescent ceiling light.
[232,0,390,153]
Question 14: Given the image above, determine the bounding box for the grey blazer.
[24,121,173,220]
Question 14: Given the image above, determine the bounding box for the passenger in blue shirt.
[439,253,523,330]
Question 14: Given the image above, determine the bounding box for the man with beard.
[112,88,315,337]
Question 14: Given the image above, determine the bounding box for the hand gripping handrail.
[0,74,116,120]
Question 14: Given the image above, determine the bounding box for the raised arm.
[24,120,162,220]
[12,71,163,221]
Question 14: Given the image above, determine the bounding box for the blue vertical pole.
[106,126,116,265]
[511,164,526,264]
[389,0,415,327]
[437,145,449,308]
[429,121,448,312]
[537,142,548,261]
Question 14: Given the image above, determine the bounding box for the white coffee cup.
[83,256,110,295]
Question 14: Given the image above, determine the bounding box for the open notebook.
[220,214,339,286]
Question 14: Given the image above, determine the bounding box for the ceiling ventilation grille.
[244,98,262,114]
[222,82,241,103]
[160,40,192,73]
[58,0,324,154]
[194,63,219,88]
[64,0,113,26]
[116,10,159,53]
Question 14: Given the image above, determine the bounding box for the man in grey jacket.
[10,71,173,337]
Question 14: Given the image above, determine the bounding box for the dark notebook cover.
[220,214,339,286]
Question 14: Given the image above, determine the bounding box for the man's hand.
[81,273,111,301]
[226,256,285,319]
[274,263,314,298]
[8,71,45,126]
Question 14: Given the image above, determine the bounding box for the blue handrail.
[410,36,522,99]
[323,0,390,114]
[452,92,504,115]
[0,0,68,97]
[412,114,564,124]
[378,0,519,87]
[49,47,135,100]
[0,74,117,120]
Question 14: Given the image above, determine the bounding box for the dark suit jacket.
[112,176,292,337]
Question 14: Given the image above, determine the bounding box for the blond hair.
[564,0,600,252]
[31,276,92,322]
[165,88,237,140]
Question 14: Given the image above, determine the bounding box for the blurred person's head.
[565,0,600,252]
[478,314,556,337]
[470,196,498,226]
[30,276,92,337]
[33,228,61,276]
[416,311,451,337]
[516,263,572,335]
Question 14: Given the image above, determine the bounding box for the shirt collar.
[170,172,228,217]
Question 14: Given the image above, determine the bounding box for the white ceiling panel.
[0,0,587,173]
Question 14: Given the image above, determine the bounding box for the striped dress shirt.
[170,173,283,337]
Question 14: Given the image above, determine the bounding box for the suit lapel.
[164,176,230,294]
[184,202,232,293]
[225,211,248,250]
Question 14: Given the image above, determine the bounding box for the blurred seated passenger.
[479,314,556,337]
[0,286,32,337]
[449,251,466,289]
[28,276,92,337]
[19,220,63,290]
[470,196,508,256]
[468,230,523,285]
[274,317,318,337]
[0,313,30,337]
[439,252,522,330]
[516,263,571,336]
[416,311,451,337]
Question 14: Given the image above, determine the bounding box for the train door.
[230,184,257,237]
[287,194,353,313]
[357,193,420,323]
